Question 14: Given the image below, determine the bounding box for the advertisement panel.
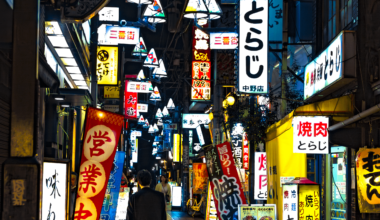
[96,46,118,85]
[254,152,267,200]
[193,163,208,194]
[74,107,124,220]
[127,81,152,93]
[182,114,210,129]
[282,184,298,220]
[298,185,320,220]
[238,204,276,220]
[205,142,247,220]
[293,116,329,154]
[98,24,140,45]
[124,80,138,120]
[104,86,120,98]
[210,32,238,49]
[356,148,380,213]
[100,151,126,220]
[239,0,268,94]
[42,162,68,220]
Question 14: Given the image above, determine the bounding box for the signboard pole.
[90,15,99,107]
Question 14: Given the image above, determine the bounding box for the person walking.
[155,175,171,204]
[126,170,167,220]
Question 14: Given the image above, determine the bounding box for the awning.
[48,88,93,107]
[265,94,354,220]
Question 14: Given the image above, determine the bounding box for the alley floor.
[167,210,204,220]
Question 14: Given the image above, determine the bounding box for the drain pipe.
[328,103,380,131]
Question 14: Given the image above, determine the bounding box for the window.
[340,0,354,29]
[323,0,336,44]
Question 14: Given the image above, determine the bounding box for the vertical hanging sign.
[242,133,249,170]
[192,26,211,100]
[74,107,124,220]
[254,152,267,200]
[239,0,268,94]
[96,46,118,85]
[124,80,138,120]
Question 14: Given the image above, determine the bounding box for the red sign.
[74,107,124,220]
[243,133,249,170]
[208,142,247,220]
[124,80,138,120]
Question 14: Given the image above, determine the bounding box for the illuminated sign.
[74,107,124,220]
[239,0,268,94]
[254,152,267,200]
[96,46,118,85]
[210,32,238,49]
[356,148,380,213]
[298,185,320,220]
[127,81,152,93]
[98,7,119,21]
[283,184,298,220]
[42,162,68,220]
[98,24,140,45]
[293,116,329,154]
[173,134,180,162]
[231,123,244,168]
[104,86,120,98]
[115,190,129,220]
[238,204,276,220]
[269,0,283,42]
[171,187,182,207]
[182,114,210,129]
[124,81,138,119]
[242,133,249,170]
[137,104,148,113]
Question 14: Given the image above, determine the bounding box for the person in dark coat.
[126,169,167,220]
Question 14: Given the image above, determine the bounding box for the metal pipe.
[328,103,380,131]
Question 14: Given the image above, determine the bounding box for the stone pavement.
[167,210,203,220]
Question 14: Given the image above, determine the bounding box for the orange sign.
[193,163,208,194]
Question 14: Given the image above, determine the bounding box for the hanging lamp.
[132,37,148,56]
[127,0,152,4]
[167,98,175,110]
[143,0,166,23]
[184,0,208,19]
[162,106,170,117]
[148,125,154,133]
[153,123,159,132]
[138,115,145,124]
[156,108,163,118]
[204,0,222,19]
[153,59,167,78]
[144,48,159,67]
[150,86,162,101]
[143,119,150,128]
[157,118,163,126]
[136,69,146,80]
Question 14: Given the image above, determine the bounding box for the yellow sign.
[298,185,320,220]
[96,46,118,85]
[356,148,380,213]
[104,86,120,98]
[173,134,180,162]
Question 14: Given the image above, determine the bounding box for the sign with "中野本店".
[293,116,329,154]
[239,0,268,94]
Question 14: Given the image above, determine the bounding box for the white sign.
[282,184,298,220]
[98,7,119,21]
[42,162,67,220]
[172,186,182,207]
[182,114,210,129]
[115,190,129,220]
[137,103,148,113]
[293,116,329,154]
[98,24,140,45]
[280,176,295,187]
[127,81,152,93]
[304,32,343,100]
[239,0,268,94]
[210,32,238,49]
[254,152,267,200]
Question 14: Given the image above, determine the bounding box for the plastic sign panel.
[243,133,249,170]
[96,46,118,85]
[239,0,268,94]
[100,151,126,220]
[173,134,180,162]
[269,0,283,42]
[127,81,152,93]
[238,204,276,220]
[42,162,68,220]
[172,187,182,207]
[254,152,267,200]
[293,116,329,154]
[298,185,320,220]
[182,114,210,129]
[98,24,140,45]
[304,32,343,100]
[210,32,238,49]
[231,123,244,168]
[74,107,124,220]
[137,104,148,113]
[356,148,380,213]
[193,163,208,194]
[98,7,119,21]
[282,184,298,220]
[104,86,120,98]
[124,81,138,120]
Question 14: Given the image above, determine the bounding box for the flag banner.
[74,107,124,220]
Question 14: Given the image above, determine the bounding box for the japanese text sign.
[98,24,140,45]
[104,86,120,99]
[298,185,320,220]
[124,80,138,120]
[127,81,152,93]
[231,123,244,168]
[243,133,249,170]
[254,152,267,200]
[98,7,119,21]
[210,32,238,49]
[100,151,126,220]
[269,0,283,42]
[356,148,380,213]
[206,142,247,220]
[182,114,210,129]
[282,184,298,220]
[137,104,148,113]
[42,162,68,220]
[96,46,118,85]
[74,107,124,220]
[293,116,329,154]
[238,204,276,220]
[239,0,268,94]
[193,163,208,194]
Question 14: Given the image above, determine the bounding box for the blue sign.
[269,0,283,42]
[100,151,126,220]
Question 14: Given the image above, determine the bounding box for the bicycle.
[186,196,205,217]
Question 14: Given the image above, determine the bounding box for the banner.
[193,163,208,194]
[74,107,124,220]
[100,151,126,220]
[124,80,138,120]
[96,46,118,85]
[205,142,247,220]
[298,185,320,220]
[254,152,267,200]
[356,148,380,213]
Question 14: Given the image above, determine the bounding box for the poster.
[74,107,124,220]
[356,148,380,213]
[298,185,320,220]
[100,151,126,220]
[115,189,130,220]
[282,184,298,220]
[193,163,208,194]
[254,153,267,200]
[238,204,276,220]
[96,46,118,85]
[124,80,138,120]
